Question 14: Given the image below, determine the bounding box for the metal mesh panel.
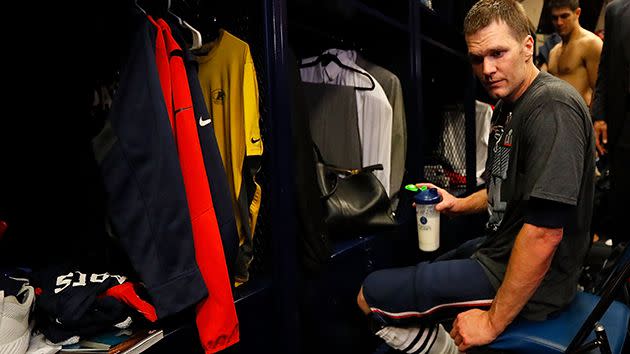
[424,106,468,191]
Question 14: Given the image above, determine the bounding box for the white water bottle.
[413,186,442,252]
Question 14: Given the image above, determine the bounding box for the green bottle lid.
[405,184,419,192]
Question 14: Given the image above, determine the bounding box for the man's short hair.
[464,0,534,42]
[547,0,579,11]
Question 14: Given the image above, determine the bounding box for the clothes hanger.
[165,0,203,50]
[194,14,220,45]
[168,10,203,50]
[204,16,221,43]
[182,20,203,50]
[299,52,375,91]
[134,0,147,15]
[179,0,220,45]
[137,0,169,18]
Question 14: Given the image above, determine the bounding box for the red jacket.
[150,16,239,353]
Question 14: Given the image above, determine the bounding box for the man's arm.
[584,36,604,96]
[417,183,487,217]
[451,188,488,215]
[450,223,563,351]
[593,120,608,155]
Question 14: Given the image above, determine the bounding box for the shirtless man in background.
[543,0,603,106]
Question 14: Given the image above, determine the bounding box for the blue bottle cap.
[413,187,442,205]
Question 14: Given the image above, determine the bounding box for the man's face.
[550,7,580,36]
[466,21,533,102]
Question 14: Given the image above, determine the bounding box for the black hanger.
[179,0,221,44]
[137,0,169,18]
[299,52,375,91]
[200,15,221,44]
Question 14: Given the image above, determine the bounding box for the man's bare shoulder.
[578,29,603,50]
[576,30,603,63]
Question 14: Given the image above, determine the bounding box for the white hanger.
[182,20,203,50]
[134,0,147,15]
[167,0,203,50]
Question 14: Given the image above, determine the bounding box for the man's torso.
[548,29,599,105]
[474,72,595,320]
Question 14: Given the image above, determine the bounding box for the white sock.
[427,324,461,354]
[376,325,434,353]
[375,324,461,354]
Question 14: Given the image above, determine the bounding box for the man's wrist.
[454,197,476,215]
[452,197,465,214]
[487,306,509,336]
[459,190,486,215]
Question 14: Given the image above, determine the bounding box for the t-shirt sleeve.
[243,46,263,157]
[524,197,573,228]
[522,101,587,205]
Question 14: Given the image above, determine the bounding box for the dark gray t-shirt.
[473,72,596,320]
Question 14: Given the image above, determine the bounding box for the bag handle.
[313,140,383,173]
[312,141,325,163]
[318,163,385,199]
[324,164,383,176]
[313,140,384,198]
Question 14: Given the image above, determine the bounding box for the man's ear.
[523,35,534,59]
[575,7,581,18]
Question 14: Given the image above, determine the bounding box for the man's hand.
[593,120,608,155]
[449,223,562,352]
[449,309,502,352]
[413,183,488,217]
[415,183,459,216]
